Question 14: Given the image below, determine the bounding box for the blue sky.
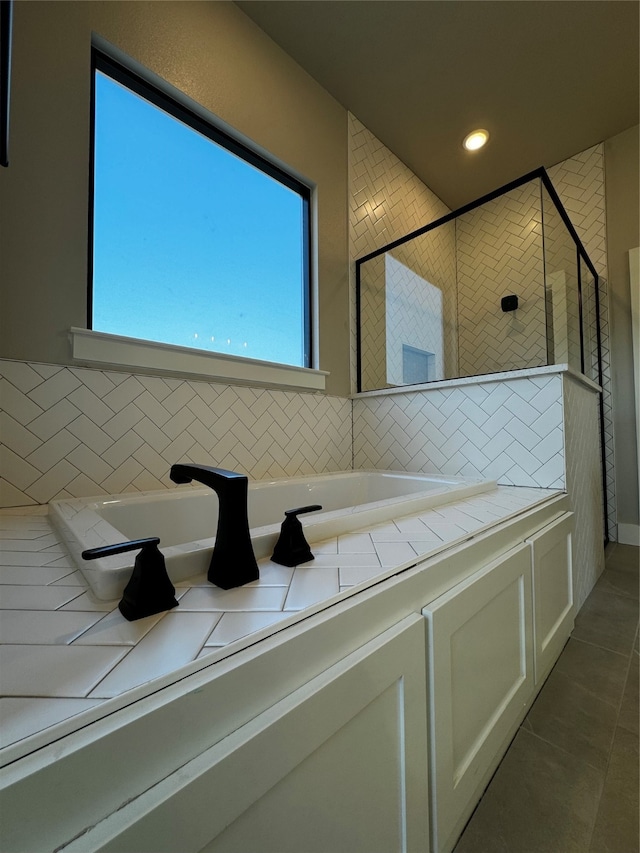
[92,72,307,367]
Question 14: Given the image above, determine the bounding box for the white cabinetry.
[423,544,534,853]
[526,512,574,685]
[0,496,574,853]
[60,616,430,853]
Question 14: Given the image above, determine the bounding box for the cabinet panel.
[527,512,574,686]
[423,544,534,853]
[60,615,430,853]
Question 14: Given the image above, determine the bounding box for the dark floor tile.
[618,654,639,736]
[596,567,639,600]
[526,667,619,771]
[589,727,639,853]
[606,544,640,575]
[453,729,603,853]
[573,585,639,655]
[552,637,629,708]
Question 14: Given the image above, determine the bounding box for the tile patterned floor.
[454,543,639,853]
[0,486,556,751]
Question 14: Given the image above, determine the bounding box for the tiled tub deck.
[0,484,560,755]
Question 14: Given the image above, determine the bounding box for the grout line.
[519,723,612,780]
[569,635,631,660]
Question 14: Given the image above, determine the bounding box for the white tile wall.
[547,143,615,540]
[0,361,352,508]
[385,255,445,384]
[456,182,547,376]
[563,373,605,609]
[353,373,565,489]
[348,114,451,393]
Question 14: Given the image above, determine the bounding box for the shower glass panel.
[541,183,581,373]
[456,181,545,377]
[358,220,457,391]
[356,168,601,395]
[580,258,599,384]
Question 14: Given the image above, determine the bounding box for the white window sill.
[69,328,328,392]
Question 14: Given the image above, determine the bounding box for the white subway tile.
[67,386,115,426]
[205,610,289,646]
[0,610,103,644]
[0,644,128,697]
[88,612,219,698]
[26,430,81,474]
[0,361,44,393]
[69,367,117,398]
[178,586,287,611]
[27,370,81,410]
[373,541,417,567]
[73,609,165,645]
[66,415,114,454]
[26,460,80,504]
[0,584,82,610]
[1,379,44,425]
[101,431,145,468]
[284,569,339,611]
[28,400,82,442]
[1,445,41,491]
[102,376,145,412]
[0,697,103,748]
[1,411,41,457]
[102,403,144,441]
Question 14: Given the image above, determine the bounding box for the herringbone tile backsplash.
[354,373,565,489]
[0,361,352,507]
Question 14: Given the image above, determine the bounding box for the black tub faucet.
[169,463,259,590]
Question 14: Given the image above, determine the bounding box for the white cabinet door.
[60,615,430,853]
[526,511,574,686]
[423,543,534,853]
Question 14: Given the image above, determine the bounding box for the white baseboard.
[617,523,640,546]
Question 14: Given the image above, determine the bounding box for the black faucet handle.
[272,505,323,567]
[81,537,161,560]
[284,504,323,518]
[82,538,178,622]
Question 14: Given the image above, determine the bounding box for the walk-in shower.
[356,168,602,394]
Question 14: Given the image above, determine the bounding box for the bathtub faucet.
[169,463,259,589]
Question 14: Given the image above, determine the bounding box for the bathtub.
[50,470,494,600]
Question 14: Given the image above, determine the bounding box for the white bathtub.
[50,471,494,600]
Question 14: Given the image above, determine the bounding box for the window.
[90,52,312,371]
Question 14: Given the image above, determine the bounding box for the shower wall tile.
[563,373,605,610]
[456,182,547,376]
[0,360,352,508]
[353,374,565,489]
[548,143,615,540]
[348,114,452,392]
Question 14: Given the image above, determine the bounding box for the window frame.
[87,48,313,375]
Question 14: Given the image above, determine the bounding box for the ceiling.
[234,1,639,209]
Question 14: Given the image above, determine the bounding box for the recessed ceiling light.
[463,129,489,151]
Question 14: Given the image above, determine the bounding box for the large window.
[90,52,311,369]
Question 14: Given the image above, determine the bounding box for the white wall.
[604,126,640,543]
